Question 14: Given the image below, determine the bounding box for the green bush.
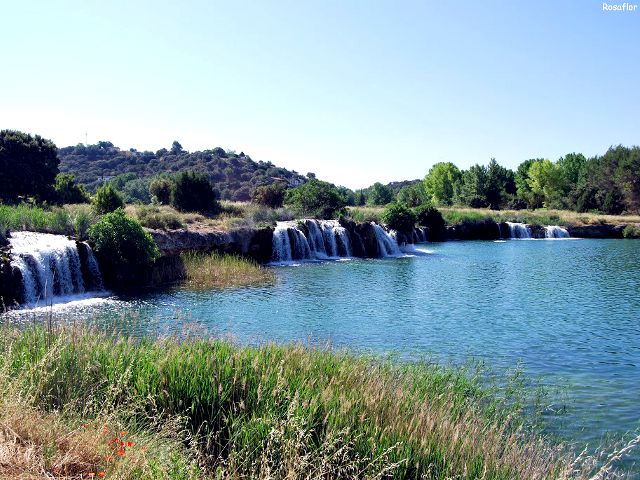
[285,179,346,219]
[380,203,417,233]
[414,204,446,241]
[251,183,286,208]
[92,183,124,214]
[623,224,640,239]
[54,173,90,204]
[171,171,219,214]
[149,177,173,205]
[88,209,160,286]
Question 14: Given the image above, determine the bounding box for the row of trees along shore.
[2,130,639,218]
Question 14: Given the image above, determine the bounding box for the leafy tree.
[423,162,461,205]
[527,159,566,209]
[0,130,59,202]
[93,183,125,214]
[456,164,488,207]
[515,159,544,208]
[149,177,173,204]
[251,183,286,208]
[170,141,184,154]
[285,179,346,219]
[88,208,160,286]
[354,190,366,206]
[367,182,394,205]
[54,173,90,204]
[171,171,220,213]
[397,183,428,207]
[485,158,515,209]
[380,203,417,233]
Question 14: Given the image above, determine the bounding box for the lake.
[6,238,640,470]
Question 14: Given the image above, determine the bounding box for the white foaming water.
[9,232,104,306]
[271,220,354,264]
[545,225,570,239]
[371,223,402,257]
[506,222,532,239]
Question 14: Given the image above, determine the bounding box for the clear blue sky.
[1,0,638,188]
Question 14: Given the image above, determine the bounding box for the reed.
[180,251,275,290]
[0,326,628,479]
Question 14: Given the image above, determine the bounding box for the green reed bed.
[0,326,616,479]
[180,252,275,290]
[0,203,98,238]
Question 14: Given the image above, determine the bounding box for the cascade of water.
[8,232,104,305]
[290,227,312,259]
[321,221,339,257]
[371,223,401,257]
[545,225,570,238]
[333,224,352,257]
[506,222,532,239]
[305,220,328,258]
[272,222,294,262]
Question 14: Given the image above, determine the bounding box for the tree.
[380,203,417,233]
[367,182,394,205]
[456,164,488,207]
[149,177,173,204]
[397,183,428,207]
[527,159,566,209]
[54,173,90,204]
[285,179,346,219]
[0,130,59,202]
[485,158,515,209]
[251,183,286,208]
[171,171,219,213]
[93,183,124,214]
[171,141,183,154]
[515,159,544,208]
[423,162,461,205]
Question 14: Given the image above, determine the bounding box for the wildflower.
[118,448,125,456]
[120,431,126,436]
[126,441,133,447]
[98,472,106,477]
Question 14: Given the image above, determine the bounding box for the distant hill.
[59,141,307,201]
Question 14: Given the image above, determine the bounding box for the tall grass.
[0,326,628,479]
[0,203,98,239]
[180,251,275,290]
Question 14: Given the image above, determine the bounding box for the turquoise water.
[7,239,640,468]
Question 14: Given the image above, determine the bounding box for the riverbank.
[0,326,611,479]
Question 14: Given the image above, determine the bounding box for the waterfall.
[272,220,353,263]
[506,222,532,239]
[371,223,401,257]
[8,232,104,306]
[545,225,570,238]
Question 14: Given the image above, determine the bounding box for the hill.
[59,141,307,201]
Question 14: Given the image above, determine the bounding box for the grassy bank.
[0,203,99,238]
[348,205,640,227]
[180,251,275,289]
[0,326,618,479]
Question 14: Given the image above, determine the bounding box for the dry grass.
[180,251,275,290]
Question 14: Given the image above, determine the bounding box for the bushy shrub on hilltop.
[285,179,346,219]
[88,208,160,286]
[92,183,124,214]
[381,203,417,233]
[171,171,220,214]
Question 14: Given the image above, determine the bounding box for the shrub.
[135,205,184,230]
[171,171,219,214]
[414,204,446,240]
[88,209,160,286]
[149,178,173,205]
[285,179,346,219]
[623,225,640,239]
[92,183,124,214]
[380,203,417,233]
[251,183,286,208]
[54,173,90,204]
